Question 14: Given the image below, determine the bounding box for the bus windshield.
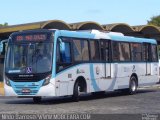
[5,43,53,74]
[5,32,54,74]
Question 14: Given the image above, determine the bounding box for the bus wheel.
[33,97,42,103]
[72,81,80,102]
[129,76,138,95]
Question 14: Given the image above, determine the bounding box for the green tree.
[0,22,8,27]
[147,15,160,27]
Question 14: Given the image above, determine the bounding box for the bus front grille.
[10,80,44,95]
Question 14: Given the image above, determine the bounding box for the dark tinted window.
[56,38,72,71]
[73,39,89,61]
[151,45,158,62]
[90,41,100,61]
[142,44,149,62]
[112,42,130,62]
[112,42,119,61]
[131,43,142,61]
[100,41,109,61]
[57,39,71,63]
[119,42,130,61]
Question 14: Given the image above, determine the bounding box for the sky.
[0,0,160,26]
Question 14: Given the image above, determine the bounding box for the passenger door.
[98,40,111,90]
[143,43,151,75]
[150,44,158,75]
[100,40,111,78]
[56,38,72,96]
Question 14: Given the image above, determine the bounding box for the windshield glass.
[5,42,53,74]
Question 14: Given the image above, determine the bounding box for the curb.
[0,82,4,96]
[139,84,160,89]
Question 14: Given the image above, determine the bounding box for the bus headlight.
[5,76,11,86]
[42,75,51,86]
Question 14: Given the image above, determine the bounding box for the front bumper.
[4,79,56,97]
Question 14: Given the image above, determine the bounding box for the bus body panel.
[55,63,91,96]
[55,62,159,96]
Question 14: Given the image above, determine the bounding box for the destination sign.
[15,34,47,42]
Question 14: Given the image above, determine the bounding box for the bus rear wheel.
[33,97,42,103]
[129,76,138,95]
[121,76,138,95]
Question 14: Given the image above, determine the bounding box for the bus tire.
[33,97,42,103]
[72,81,80,102]
[129,76,138,95]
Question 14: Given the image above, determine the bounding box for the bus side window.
[73,39,89,61]
[112,41,120,61]
[131,43,142,62]
[100,40,109,61]
[90,40,100,61]
[56,38,72,71]
[151,44,158,62]
[60,42,71,63]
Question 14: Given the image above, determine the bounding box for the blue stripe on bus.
[52,30,60,78]
[89,64,100,91]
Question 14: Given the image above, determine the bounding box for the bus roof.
[58,30,95,39]
[10,29,157,44]
[108,34,157,44]
[58,30,157,44]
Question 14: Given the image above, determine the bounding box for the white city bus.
[3,29,159,103]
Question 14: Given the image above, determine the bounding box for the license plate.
[22,89,31,93]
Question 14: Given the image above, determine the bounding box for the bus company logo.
[26,67,32,73]
[132,65,136,72]
[19,74,33,77]
[77,69,85,74]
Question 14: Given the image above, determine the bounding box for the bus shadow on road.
[5,89,158,105]
[80,89,157,101]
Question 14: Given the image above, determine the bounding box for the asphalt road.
[0,87,160,114]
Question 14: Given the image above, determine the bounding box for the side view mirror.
[0,39,8,54]
[0,42,3,53]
